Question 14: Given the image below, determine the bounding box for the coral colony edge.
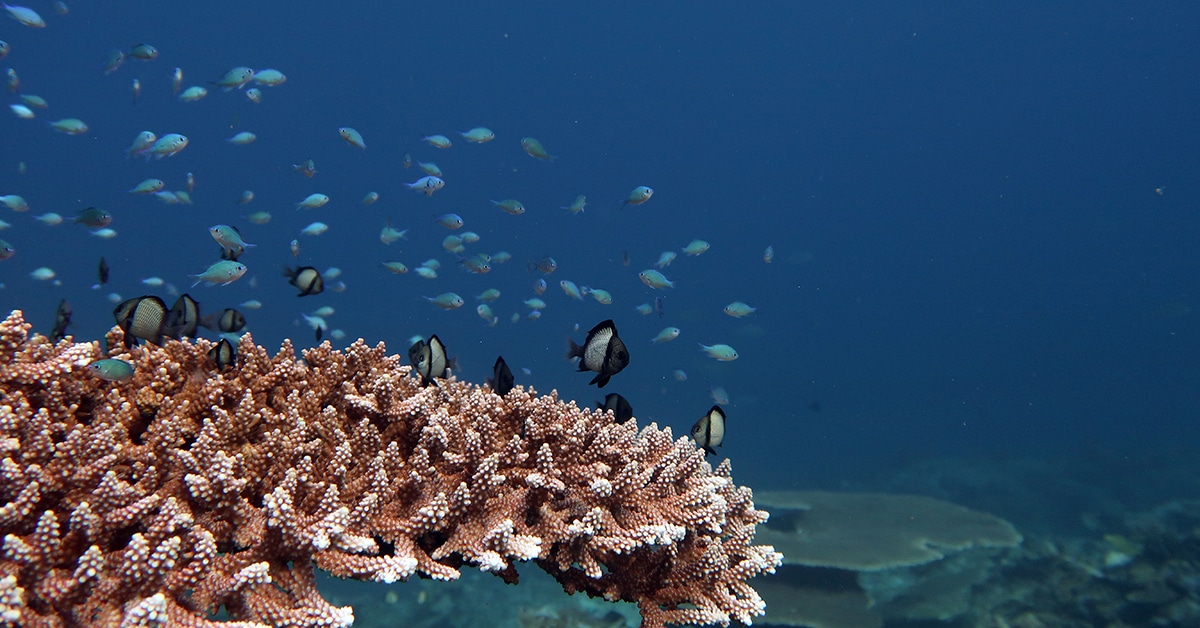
[0,310,782,627]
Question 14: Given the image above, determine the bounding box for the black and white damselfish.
[567,319,629,388]
[113,295,167,346]
[408,334,449,386]
[690,405,727,456]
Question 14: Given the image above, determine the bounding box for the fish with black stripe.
[408,334,451,386]
[284,265,324,296]
[690,405,727,456]
[567,319,629,388]
[113,295,167,346]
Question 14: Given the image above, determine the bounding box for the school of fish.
[0,4,778,457]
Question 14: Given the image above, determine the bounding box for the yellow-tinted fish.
[417,161,442,177]
[253,68,287,86]
[125,131,156,157]
[49,118,88,135]
[0,195,28,211]
[459,127,495,143]
[19,93,46,108]
[34,212,62,225]
[422,134,452,149]
[73,207,111,227]
[178,86,207,102]
[381,261,408,275]
[226,131,257,145]
[476,304,497,325]
[698,343,739,361]
[128,43,158,60]
[723,302,757,317]
[128,178,165,194]
[300,221,328,235]
[561,195,586,214]
[442,235,464,253]
[459,255,491,274]
[100,49,125,75]
[380,223,408,244]
[520,137,555,161]
[490,199,526,216]
[424,292,465,310]
[215,66,255,90]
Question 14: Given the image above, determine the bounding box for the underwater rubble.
[750,492,1200,628]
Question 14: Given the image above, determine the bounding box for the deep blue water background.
[2,1,1199,515]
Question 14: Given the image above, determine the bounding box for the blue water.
[2,0,1199,534]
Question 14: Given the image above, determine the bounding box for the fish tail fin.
[566,338,583,361]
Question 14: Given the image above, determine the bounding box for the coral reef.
[0,310,780,627]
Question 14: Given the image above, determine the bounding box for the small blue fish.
[87,358,134,382]
[621,185,654,207]
[424,292,465,310]
[406,176,445,196]
[435,213,464,229]
[530,256,557,275]
[338,127,366,149]
[191,260,247,287]
[209,225,256,257]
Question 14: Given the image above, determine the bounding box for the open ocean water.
[2,2,1199,626]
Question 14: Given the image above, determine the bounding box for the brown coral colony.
[0,310,781,627]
